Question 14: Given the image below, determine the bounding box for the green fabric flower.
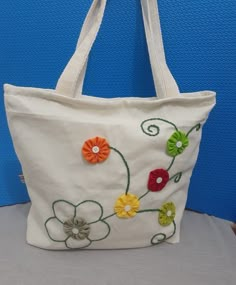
[167,131,189,157]
[158,202,176,226]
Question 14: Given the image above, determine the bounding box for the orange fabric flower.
[82,137,110,164]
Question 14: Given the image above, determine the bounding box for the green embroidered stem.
[166,157,175,171]
[109,146,130,195]
[166,220,176,241]
[141,121,160,137]
[186,123,201,137]
[169,172,182,183]
[151,233,166,245]
[141,118,178,137]
[102,213,116,221]
[137,209,161,214]
[151,220,176,245]
[138,190,149,201]
[137,209,176,245]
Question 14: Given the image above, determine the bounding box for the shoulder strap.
[56,0,179,99]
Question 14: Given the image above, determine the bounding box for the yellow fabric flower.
[158,202,176,226]
[114,193,140,218]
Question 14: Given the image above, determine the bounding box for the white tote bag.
[4,0,216,250]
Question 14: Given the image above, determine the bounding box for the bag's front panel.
[4,0,216,250]
[5,88,215,249]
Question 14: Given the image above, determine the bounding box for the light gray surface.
[0,204,235,285]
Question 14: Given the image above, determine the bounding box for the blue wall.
[0,1,235,221]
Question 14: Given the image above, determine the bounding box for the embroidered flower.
[45,200,110,249]
[147,169,169,192]
[167,131,189,157]
[82,137,110,163]
[114,193,140,218]
[158,202,176,226]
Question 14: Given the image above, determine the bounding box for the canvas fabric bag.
[4,0,216,250]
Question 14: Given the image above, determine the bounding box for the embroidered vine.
[169,172,182,183]
[151,221,176,245]
[109,146,130,195]
[186,123,201,137]
[45,119,201,249]
[141,118,178,136]
[138,118,201,201]
[137,203,176,242]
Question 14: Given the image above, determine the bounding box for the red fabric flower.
[147,169,169,192]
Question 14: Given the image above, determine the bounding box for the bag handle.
[74,0,167,97]
[56,0,180,99]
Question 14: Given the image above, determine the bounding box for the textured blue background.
[0,1,235,221]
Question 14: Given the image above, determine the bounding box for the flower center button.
[72,228,79,235]
[156,177,163,184]
[92,146,100,153]
[176,141,183,148]
[124,205,131,212]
